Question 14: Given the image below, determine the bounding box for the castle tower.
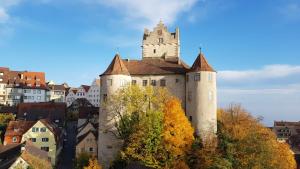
[142,20,180,60]
[186,52,217,139]
[98,54,132,168]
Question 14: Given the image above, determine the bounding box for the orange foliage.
[163,98,194,158]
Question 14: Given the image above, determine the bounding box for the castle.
[98,21,217,168]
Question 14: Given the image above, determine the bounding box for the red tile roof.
[4,121,36,142]
[190,53,215,72]
[101,54,130,76]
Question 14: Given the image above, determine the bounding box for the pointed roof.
[190,53,215,72]
[101,54,130,76]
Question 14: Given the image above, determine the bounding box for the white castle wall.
[131,74,186,108]
[186,71,217,137]
[98,74,131,169]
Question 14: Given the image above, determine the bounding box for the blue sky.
[0,0,300,126]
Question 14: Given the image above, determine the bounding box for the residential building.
[66,85,90,107]
[21,119,63,166]
[17,102,66,127]
[98,21,217,168]
[0,143,23,169]
[66,79,100,107]
[87,79,100,107]
[76,121,98,158]
[9,142,51,169]
[47,84,66,102]
[0,67,48,106]
[4,120,36,145]
[273,121,300,169]
[66,88,78,107]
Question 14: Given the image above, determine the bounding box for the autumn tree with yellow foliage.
[107,86,194,168]
[163,98,194,166]
[84,159,102,169]
[189,104,296,169]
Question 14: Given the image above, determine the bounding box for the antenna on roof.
[199,46,202,55]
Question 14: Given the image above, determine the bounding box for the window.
[120,79,126,86]
[151,80,156,86]
[194,73,201,81]
[175,79,179,83]
[37,96,41,100]
[42,138,49,142]
[103,94,107,102]
[153,49,156,54]
[189,116,193,122]
[107,79,112,86]
[188,91,192,102]
[142,80,148,86]
[208,73,212,82]
[32,127,39,132]
[40,127,47,132]
[37,90,41,94]
[186,75,189,82]
[160,79,166,87]
[131,80,137,85]
[12,136,17,143]
[41,147,49,152]
[24,89,31,93]
[89,147,93,152]
[159,38,163,43]
[30,138,36,142]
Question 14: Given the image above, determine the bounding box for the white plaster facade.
[87,79,100,107]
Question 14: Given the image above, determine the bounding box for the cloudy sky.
[0,0,300,126]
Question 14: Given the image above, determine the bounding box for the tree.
[189,104,296,169]
[114,88,194,168]
[0,113,15,144]
[76,153,91,169]
[162,98,194,166]
[120,110,166,168]
[84,158,102,169]
[104,85,171,140]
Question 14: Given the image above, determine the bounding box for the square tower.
[142,21,180,60]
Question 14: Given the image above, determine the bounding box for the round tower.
[98,54,131,169]
[186,52,217,139]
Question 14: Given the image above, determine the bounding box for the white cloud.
[218,64,300,82]
[0,7,9,23]
[84,0,200,27]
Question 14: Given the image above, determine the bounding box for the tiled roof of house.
[0,67,47,89]
[77,130,98,145]
[81,85,90,92]
[17,102,66,126]
[101,54,130,76]
[100,54,190,76]
[190,53,215,72]
[5,121,36,138]
[69,98,94,108]
[47,84,65,91]
[0,143,22,157]
[78,107,99,119]
[122,58,190,75]
[0,106,18,114]
[23,142,48,160]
